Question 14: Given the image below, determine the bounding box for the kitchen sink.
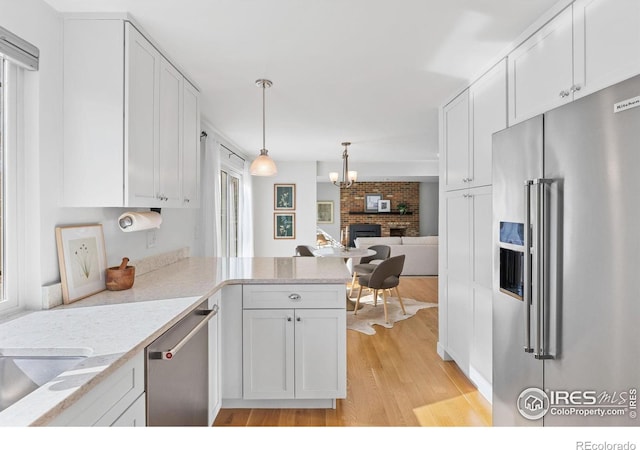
[0,347,92,412]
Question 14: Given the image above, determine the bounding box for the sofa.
[354,236,438,276]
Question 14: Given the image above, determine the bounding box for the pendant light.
[329,142,357,188]
[250,79,278,176]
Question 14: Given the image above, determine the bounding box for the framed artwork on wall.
[55,224,107,304]
[378,199,391,212]
[365,194,382,212]
[317,201,334,223]
[274,184,296,210]
[274,213,296,239]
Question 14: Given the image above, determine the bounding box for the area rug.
[346,293,437,335]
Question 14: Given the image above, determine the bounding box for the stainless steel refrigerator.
[492,74,640,426]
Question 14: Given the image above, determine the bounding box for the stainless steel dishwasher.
[146,298,217,426]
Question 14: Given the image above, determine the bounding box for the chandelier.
[329,142,357,188]
[249,79,277,176]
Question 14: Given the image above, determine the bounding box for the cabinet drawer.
[110,393,146,427]
[48,353,145,426]
[243,284,345,309]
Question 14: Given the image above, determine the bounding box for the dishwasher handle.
[150,304,218,361]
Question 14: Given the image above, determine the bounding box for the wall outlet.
[146,229,157,248]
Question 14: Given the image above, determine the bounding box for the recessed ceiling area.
[43,0,559,165]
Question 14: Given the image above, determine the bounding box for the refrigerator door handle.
[533,178,554,360]
[523,180,534,353]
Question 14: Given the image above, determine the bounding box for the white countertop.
[0,256,351,426]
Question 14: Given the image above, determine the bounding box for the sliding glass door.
[220,169,241,257]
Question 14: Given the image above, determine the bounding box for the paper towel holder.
[118,208,162,230]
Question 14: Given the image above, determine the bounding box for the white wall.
[252,162,317,257]
[316,182,340,241]
[2,0,199,309]
[419,182,439,236]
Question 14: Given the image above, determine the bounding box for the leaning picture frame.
[55,224,108,304]
[274,213,296,239]
[317,201,334,223]
[365,194,382,212]
[274,184,296,210]
[378,199,391,212]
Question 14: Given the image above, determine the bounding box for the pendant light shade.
[250,79,277,176]
[250,149,278,176]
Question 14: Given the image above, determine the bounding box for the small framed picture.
[378,199,391,212]
[274,213,296,239]
[365,194,382,212]
[274,184,296,210]
[317,201,334,224]
[55,224,107,304]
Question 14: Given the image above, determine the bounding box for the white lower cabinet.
[110,393,146,427]
[223,284,346,407]
[243,309,295,399]
[48,353,145,426]
[243,308,346,400]
[441,186,493,399]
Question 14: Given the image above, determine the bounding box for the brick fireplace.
[340,182,420,241]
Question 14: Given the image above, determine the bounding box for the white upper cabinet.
[442,90,470,191]
[509,0,640,125]
[469,59,507,188]
[508,6,574,125]
[63,18,200,208]
[182,80,201,207]
[63,19,125,207]
[125,24,161,206]
[442,59,506,191]
[157,57,183,207]
[573,0,640,99]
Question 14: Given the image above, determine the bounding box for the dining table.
[312,246,377,311]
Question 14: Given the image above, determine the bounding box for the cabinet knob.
[296,317,301,322]
[184,198,190,203]
[570,84,581,93]
[287,317,292,322]
[288,293,301,301]
[559,89,571,98]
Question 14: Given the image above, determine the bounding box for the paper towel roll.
[118,211,163,232]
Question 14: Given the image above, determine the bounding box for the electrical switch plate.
[147,229,157,248]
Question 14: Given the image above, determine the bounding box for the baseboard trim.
[469,366,493,404]
[222,398,336,409]
[437,342,453,361]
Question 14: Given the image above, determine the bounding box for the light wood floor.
[213,277,491,426]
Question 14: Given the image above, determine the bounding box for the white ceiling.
[43,0,559,164]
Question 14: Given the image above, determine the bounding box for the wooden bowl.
[105,265,135,291]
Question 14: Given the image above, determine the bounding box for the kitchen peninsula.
[0,256,351,426]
